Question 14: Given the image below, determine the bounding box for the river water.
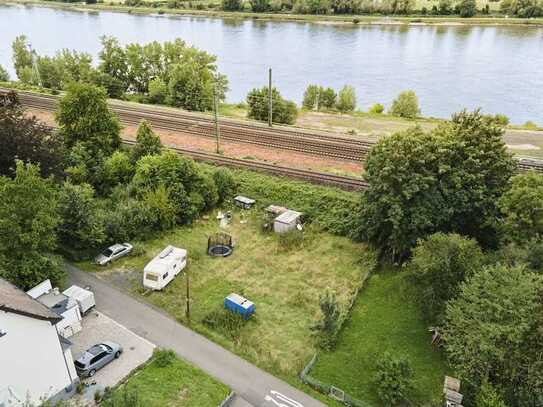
[1,3,542,123]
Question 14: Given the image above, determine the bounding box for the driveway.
[70,310,155,389]
[68,264,326,407]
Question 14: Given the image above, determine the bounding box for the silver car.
[95,243,133,266]
[74,342,123,377]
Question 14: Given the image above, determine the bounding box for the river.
[1,3,542,124]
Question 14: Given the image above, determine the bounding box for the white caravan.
[143,245,187,290]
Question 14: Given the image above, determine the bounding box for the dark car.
[74,341,123,377]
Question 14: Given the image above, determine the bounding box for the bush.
[389,90,420,119]
[222,0,242,10]
[102,151,134,190]
[336,85,356,113]
[458,0,476,16]
[202,307,248,339]
[148,77,168,104]
[369,103,384,114]
[374,353,414,407]
[250,0,270,11]
[278,229,304,250]
[143,185,177,231]
[213,168,237,204]
[131,120,162,163]
[153,349,176,367]
[312,290,341,350]
[302,84,320,109]
[246,87,298,125]
[0,65,9,82]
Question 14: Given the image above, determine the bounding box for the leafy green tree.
[475,381,508,407]
[56,82,121,156]
[410,233,483,324]
[11,35,34,80]
[389,90,420,119]
[143,185,177,231]
[320,87,337,109]
[438,0,453,13]
[250,0,270,11]
[336,85,356,113]
[247,87,298,125]
[302,84,320,109]
[0,161,65,289]
[131,120,163,163]
[0,65,9,82]
[458,0,477,16]
[148,77,168,104]
[213,168,237,204]
[358,110,515,259]
[499,171,543,242]
[103,151,134,189]
[358,127,446,260]
[98,36,129,93]
[374,353,414,406]
[57,182,106,251]
[222,0,243,10]
[444,264,543,402]
[0,92,65,178]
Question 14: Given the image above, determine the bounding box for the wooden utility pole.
[268,68,273,127]
[213,82,221,154]
[185,270,190,323]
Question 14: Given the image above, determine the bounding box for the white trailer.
[143,245,187,290]
[63,285,96,315]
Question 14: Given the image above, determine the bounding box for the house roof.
[0,278,62,323]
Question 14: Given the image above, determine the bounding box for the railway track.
[4,88,543,176]
[10,90,372,162]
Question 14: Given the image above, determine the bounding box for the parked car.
[74,342,123,377]
[95,243,133,266]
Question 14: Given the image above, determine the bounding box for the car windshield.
[101,249,113,257]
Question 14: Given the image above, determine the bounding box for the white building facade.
[0,279,78,406]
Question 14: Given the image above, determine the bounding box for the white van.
[143,245,187,290]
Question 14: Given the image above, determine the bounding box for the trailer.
[143,245,187,290]
[63,285,96,315]
[224,293,255,319]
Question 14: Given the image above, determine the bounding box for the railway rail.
[3,88,542,176]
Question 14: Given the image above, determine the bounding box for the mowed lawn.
[80,209,374,377]
[106,352,229,406]
[311,271,448,406]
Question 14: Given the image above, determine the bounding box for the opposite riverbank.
[3,0,543,26]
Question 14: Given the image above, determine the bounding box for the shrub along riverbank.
[3,0,543,25]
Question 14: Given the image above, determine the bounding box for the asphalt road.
[67,264,326,407]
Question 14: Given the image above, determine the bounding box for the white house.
[0,278,78,406]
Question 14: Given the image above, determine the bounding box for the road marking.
[264,390,304,407]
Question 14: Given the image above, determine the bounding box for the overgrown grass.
[311,270,448,406]
[103,350,230,406]
[78,211,375,377]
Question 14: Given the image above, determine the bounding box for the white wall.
[0,311,74,406]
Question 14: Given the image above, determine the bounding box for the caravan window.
[146,273,159,281]
[162,272,169,279]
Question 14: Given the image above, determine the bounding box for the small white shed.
[143,245,187,290]
[63,285,96,315]
[273,210,303,234]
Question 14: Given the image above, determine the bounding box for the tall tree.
[0,91,65,178]
[0,161,64,289]
[444,264,543,405]
[56,82,121,156]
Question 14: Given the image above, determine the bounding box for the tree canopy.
[247,87,298,125]
[358,110,516,259]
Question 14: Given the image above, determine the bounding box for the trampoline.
[208,232,234,257]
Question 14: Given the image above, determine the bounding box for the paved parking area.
[70,310,155,389]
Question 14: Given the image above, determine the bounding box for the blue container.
[224,293,255,319]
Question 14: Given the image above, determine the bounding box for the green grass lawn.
[78,210,374,378]
[310,270,448,406]
[104,351,230,406]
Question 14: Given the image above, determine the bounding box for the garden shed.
[273,210,302,234]
[234,196,255,209]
